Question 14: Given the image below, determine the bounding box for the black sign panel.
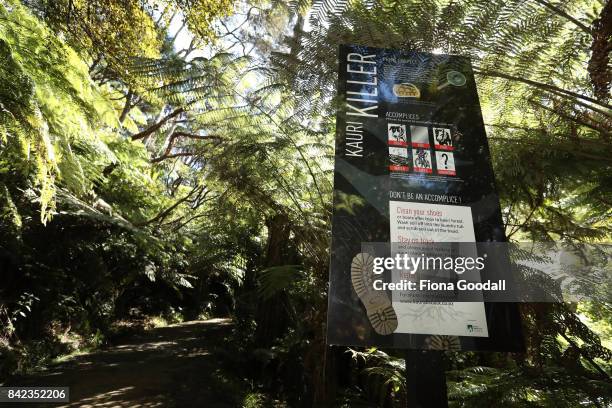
[327,44,524,351]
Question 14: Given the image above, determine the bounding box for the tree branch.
[485,121,611,141]
[524,100,612,137]
[487,136,612,162]
[151,132,223,163]
[131,108,184,141]
[118,89,133,123]
[532,0,592,35]
[507,205,537,238]
[150,151,196,163]
[558,331,610,380]
[474,68,612,111]
[167,188,228,231]
[133,185,203,227]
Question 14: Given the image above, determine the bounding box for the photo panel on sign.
[410,125,430,148]
[412,148,432,173]
[435,150,456,176]
[389,147,410,172]
[433,127,453,150]
[388,123,408,146]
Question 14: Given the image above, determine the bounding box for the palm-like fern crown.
[267,0,611,242]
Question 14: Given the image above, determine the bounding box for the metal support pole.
[405,350,448,408]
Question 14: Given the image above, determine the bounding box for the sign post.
[327,44,524,404]
[405,350,447,408]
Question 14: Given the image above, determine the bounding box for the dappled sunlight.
[9,320,236,406]
[170,318,233,327]
[176,349,211,358]
[59,386,167,408]
[2,0,609,406]
[113,340,178,352]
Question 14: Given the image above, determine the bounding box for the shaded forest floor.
[6,319,257,407]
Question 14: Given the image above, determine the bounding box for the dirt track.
[7,319,245,407]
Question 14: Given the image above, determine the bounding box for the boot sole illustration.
[351,253,398,335]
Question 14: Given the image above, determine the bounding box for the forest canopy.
[0,0,611,406]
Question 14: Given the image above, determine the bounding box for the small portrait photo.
[412,148,432,173]
[410,125,430,148]
[388,124,408,146]
[433,127,453,150]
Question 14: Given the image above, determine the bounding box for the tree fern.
[0,1,115,222]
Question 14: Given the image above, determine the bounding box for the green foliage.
[257,265,304,299]
[1,0,610,406]
[23,0,234,82]
[256,0,612,405]
[0,0,237,380]
[173,0,234,40]
[447,365,612,407]
[272,0,611,244]
[26,0,162,62]
[350,348,406,406]
[0,0,116,221]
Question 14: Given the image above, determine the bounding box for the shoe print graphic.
[351,253,398,335]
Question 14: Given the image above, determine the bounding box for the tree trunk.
[254,214,291,347]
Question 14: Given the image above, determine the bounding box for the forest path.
[10,318,246,407]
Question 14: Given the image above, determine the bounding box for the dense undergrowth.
[1,0,611,406]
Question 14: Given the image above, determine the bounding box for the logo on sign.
[467,324,483,333]
[393,83,420,98]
